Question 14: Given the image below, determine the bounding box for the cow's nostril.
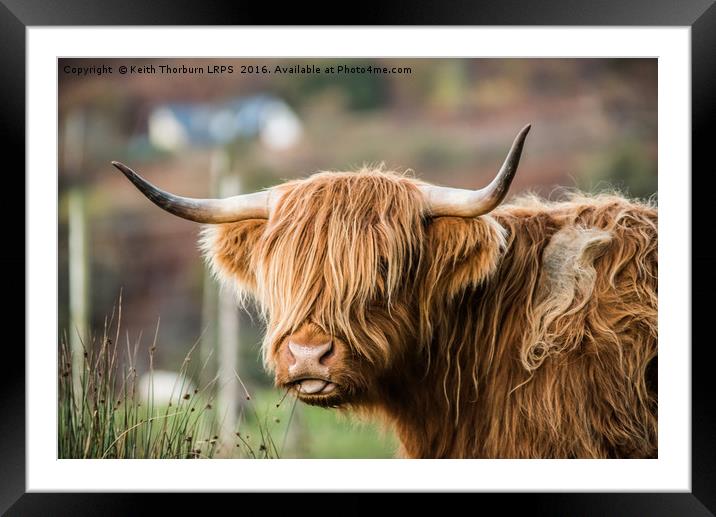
[318,342,334,365]
[285,345,297,365]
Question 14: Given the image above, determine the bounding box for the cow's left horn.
[111,161,273,223]
[421,124,531,218]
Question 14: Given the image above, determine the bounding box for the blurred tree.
[279,60,390,112]
[580,140,657,199]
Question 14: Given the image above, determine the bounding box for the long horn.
[111,161,272,223]
[421,124,531,217]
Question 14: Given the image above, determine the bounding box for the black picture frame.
[5,1,715,514]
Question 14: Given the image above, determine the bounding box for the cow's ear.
[424,215,506,300]
[200,220,267,295]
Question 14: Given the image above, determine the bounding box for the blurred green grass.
[59,318,397,459]
[237,388,397,459]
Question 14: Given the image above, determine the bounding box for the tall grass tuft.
[58,299,287,459]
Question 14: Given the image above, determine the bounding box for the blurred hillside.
[58,58,657,457]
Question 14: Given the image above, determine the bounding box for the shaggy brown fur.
[201,168,657,459]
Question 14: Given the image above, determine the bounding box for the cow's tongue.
[298,379,328,394]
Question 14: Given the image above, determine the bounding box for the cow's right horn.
[111,161,273,223]
[421,124,531,218]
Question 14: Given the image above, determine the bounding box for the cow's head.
[112,125,529,407]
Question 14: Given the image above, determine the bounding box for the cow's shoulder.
[495,192,657,371]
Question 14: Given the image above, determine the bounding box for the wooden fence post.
[64,110,89,401]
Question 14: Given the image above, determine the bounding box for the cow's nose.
[287,341,333,373]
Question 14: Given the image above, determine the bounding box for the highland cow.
[112,125,658,458]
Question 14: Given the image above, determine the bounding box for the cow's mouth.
[291,378,338,396]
